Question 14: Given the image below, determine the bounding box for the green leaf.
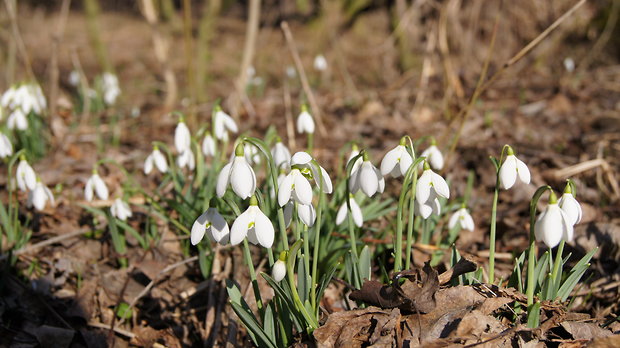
[527,302,541,328]
[230,302,277,348]
[116,302,132,319]
[263,303,276,343]
[297,256,308,303]
[359,245,371,282]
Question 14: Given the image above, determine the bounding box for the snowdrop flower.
[286,66,297,79]
[563,57,575,73]
[100,72,121,105]
[498,146,530,190]
[230,196,274,248]
[68,70,81,87]
[144,146,168,174]
[177,148,196,170]
[380,137,413,178]
[216,144,256,199]
[84,170,109,201]
[415,193,441,219]
[0,132,13,158]
[296,105,315,134]
[271,138,291,169]
[290,151,333,194]
[313,54,327,71]
[16,158,37,192]
[2,83,46,115]
[278,167,313,207]
[174,119,191,153]
[28,179,54,211]
[1,86,17,109]
[336,195,363,227]
[535,191,573,248]
[202,134,216,157]
[558,184,582,226]
[111,198,132,221]
[448,206,474,232]
[213,106,238,140]
[416,161,450,204]
[7,109,28,130]
[272,252,287,282]
[349,152,384,197]
[420,141,444,171]
[191,205,230,245]
[347,143,362,173]
[283,201,316,227]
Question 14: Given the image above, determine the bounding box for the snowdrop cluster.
[535,185,582,249]
[174,119,195,170]
[1,83,47,130]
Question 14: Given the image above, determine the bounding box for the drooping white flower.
[111,198,132,221]
[177,148,196,170]
[174,120,191,153]
[448,207,474,232]
[144,147,168,174]
[100,72,121,105]
[2,83,46,115]
[68,70,81,86]
[85,171,109,201]
[290,151,333,194]
[381,138,414,178]
[271,140,291,169]
[416,162,450,204]
[558,186,582,226]
[202,134,216,157]
[0,132,13,158]
[230,197,274,248]
[7,109,28,130]
[28,180,54,211]
[535,192,573,248]
[336,195,363,227]
[414,193,441,219]
[283,201,316,227]
[278,168,313,207]
[349,154,385,197]
[216,144,257,199]
[498,147,530,190]
[563,57,575,73]
[313,54,327,71]
[296,106,315,134]
[213,107,238,140]
[272,258,287,282]
[16,159,37,192]
[191,206,230,245]
[286,66,297,79]
[420,144,444,171]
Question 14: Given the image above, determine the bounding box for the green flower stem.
[267,247,275,266]
[489,180,500,285]
[527,185,552,307]
[310,175,325,312]
[550,240,565,300]
[307,132,314,153]
[347,212,359,260]
[302,224,311,285]
[394,175,410,273]
[243,238,263,313]
[405,171,418,270]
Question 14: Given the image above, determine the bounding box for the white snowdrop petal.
[202,135,216,157]
[499,156,518,190]
[380,147,400,176]
[317,166,333,193]
[335,202,348,226]
[349,167,361,194]
[293,174,313,206]
[230,159,256,199]
[272,260,287,282]
[278,173,294,207]
[560,209,574,243]
[208,208,230,244]
[516,158,531,184]
[448,211,460,229]
[431,172,450,199]
[559,194,582,225]
[93,175,109,200]
[350,199,364,227]
[144,156,154,174]
[153,150,168,172]
[291,152,312,165]
[462,212,475,232]
[359,163,379,197]
[216,162,233,198]
[190,210,210,245]
[84,179,94,201]
[254,209,275,248]
[174,122,191,152]
[398,150,413,177]
[284,201,294,228]
[415,171,432,203]
[298,204,316,227]
[230,211,251,246]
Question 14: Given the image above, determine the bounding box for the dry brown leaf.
[561,321,612,340]
[587,334,620,348]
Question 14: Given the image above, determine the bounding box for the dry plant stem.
[196,0,222,104]
[446,0,587,162]
[70,49,92,125]
[48,0,72,124]
[579,0,618,71]
[283,78,297,149]
[229,0,261,118]
[281,21,327,136]
[410,25,436,119]
[140,0,178,109]
[83,0,112,72]
[182,0,197,126]
[438,0,465,99]
[4,0,35,80]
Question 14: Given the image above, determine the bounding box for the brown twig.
[280,21,327,136]
[48,0,71,128]
[0,226,93,261]
[4,0,36,81]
